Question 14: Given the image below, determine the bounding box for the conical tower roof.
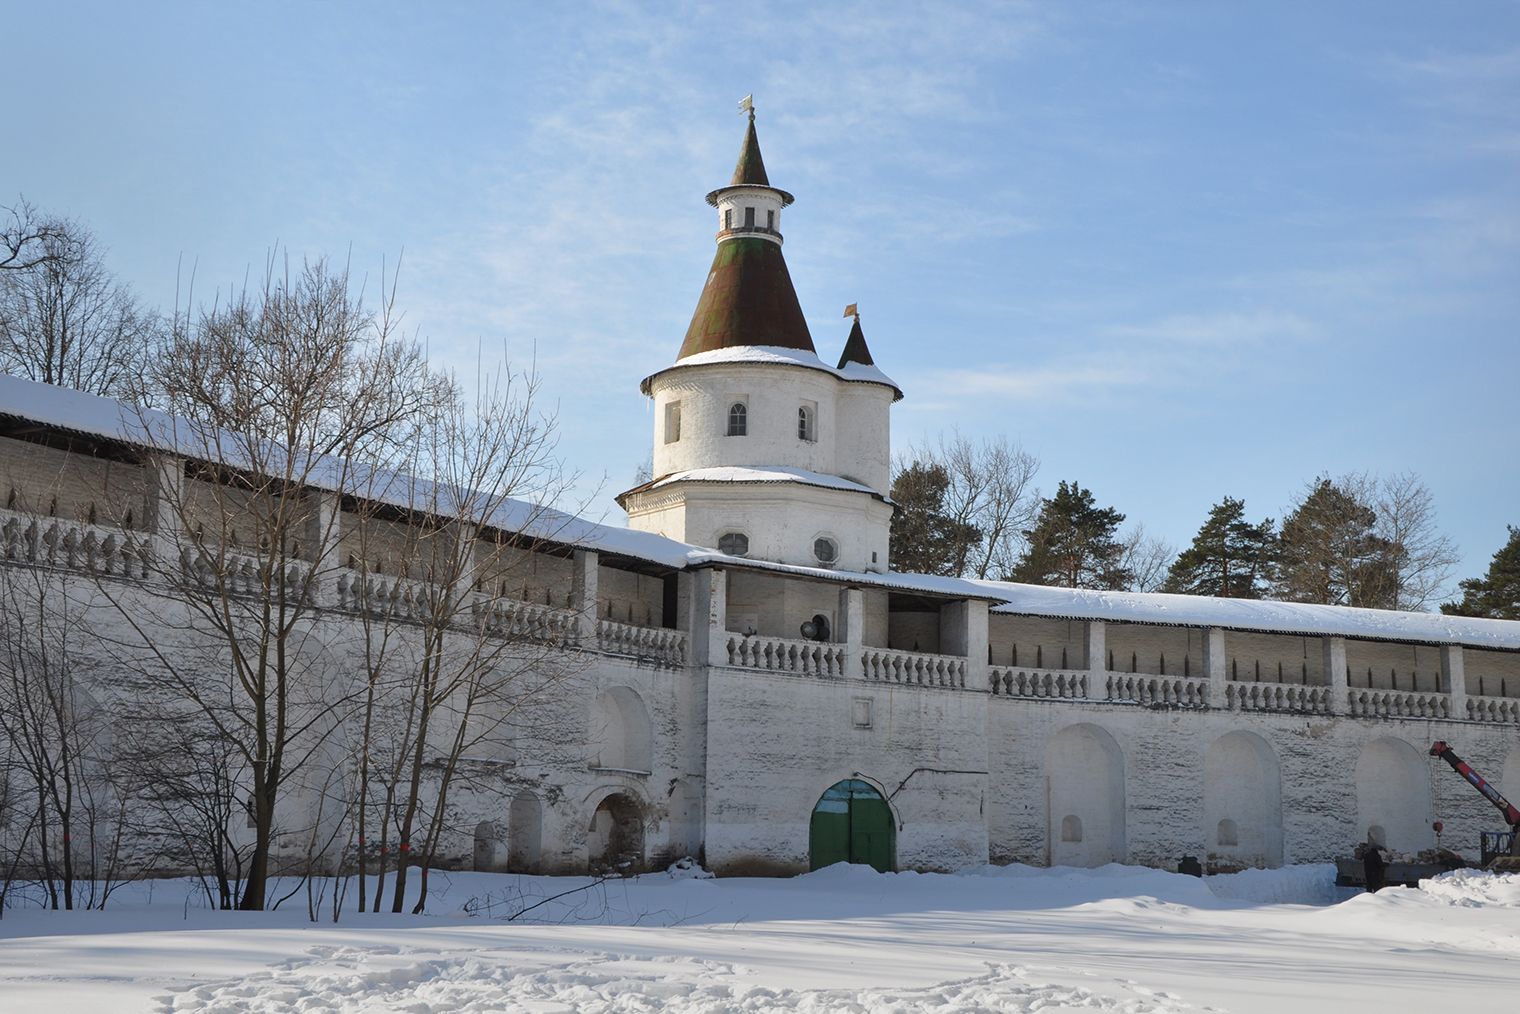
[678,115,813,360]
[731,117,769,186]
[836,315,875,368]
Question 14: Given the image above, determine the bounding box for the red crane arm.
[1431,741,1520,829]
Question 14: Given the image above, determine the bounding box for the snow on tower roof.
[641,344,902,400]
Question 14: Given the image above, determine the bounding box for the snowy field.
[1,863,1516,1014]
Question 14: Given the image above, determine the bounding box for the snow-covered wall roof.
[3,374,1516,651]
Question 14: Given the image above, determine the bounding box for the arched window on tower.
[728,402,747,436]
[797,405,815,442]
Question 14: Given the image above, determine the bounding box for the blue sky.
[3,1,1516,592]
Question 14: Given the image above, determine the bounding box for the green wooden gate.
[809,779,894,873]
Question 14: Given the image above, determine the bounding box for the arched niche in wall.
[473,821,499,872]
[507,791,542,874]
[1504,745,1520,806]
[588,686,653,774]
[588,792,645,875]
[668,779,703,861]
[1355,737,1434,854]
[1204,730,1284,870]
[1045,723,1126,868]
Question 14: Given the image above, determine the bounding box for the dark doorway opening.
[589,793,644,876]
[809,779,894,873]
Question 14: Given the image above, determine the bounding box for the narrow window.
[664,401,681,443]
[723,208,732,230]
[767,209,775,230]
[727,402,747,436]
[717,532,749,557]
[744,206,755,227]
[797,405,815,441]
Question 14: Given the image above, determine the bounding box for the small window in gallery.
[718,532,749,557]
[724,208,732,230]
[813,538,837,564]
[767,209,775,230]
[664,402,681,443]
[797,405,815,441]
[728,402,747,436]
[744,206,756,227]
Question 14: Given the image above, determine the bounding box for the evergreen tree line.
[890,438,1517,618]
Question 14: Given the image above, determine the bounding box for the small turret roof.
[836,315,875,369]
[732,114,769,186]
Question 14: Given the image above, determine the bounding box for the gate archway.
[809,779,894,873]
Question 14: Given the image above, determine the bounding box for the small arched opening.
[507,791,542,874]
[1061,815,1083,842]
[589,793,645,876]
[473,821,498,872]
[809,779,894,873]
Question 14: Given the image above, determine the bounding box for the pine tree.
[1273,477,1396,607]
[1163,497,1275,598]
[889,461,982,576]
[1441,526,1520,620]
[1011,480,1132,589]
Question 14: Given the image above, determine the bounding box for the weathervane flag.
[738,94,753,114]
[843,303,858,318]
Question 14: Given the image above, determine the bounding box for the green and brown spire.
[731,113,770,186]
[679,110,812,360]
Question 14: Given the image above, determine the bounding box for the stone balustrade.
[1465,695,1520,724]
[989,667,1090,699]
[1225,681,1334,715]
[1345,688,1450,720]
[598,619,688,666]
[1,511,151,579]
[726,633,848,677]
[469,595,577,645]
[335,571,435,617]
[1106,672,1211,708]
[862,648,968,688]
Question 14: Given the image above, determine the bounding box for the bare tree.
[344,365,583,915]
[1272,472,1456,611]
[0,199,71,273]
[1118,523,1176,593]
[1372,471,1459,611]
[895,432,1040,579]
[100,254,445,910]
[0,214,160,398]
[0,565,126,910]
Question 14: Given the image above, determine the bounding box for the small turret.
[679,107,812,360]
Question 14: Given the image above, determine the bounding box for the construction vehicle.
[1430,741,1520,872]
[1335,739,1520,889]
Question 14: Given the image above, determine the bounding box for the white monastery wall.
[702,667,990,876]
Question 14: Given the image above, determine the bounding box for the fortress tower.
[619,110,902,573]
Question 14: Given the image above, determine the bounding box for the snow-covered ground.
[1,863,1515,1013]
